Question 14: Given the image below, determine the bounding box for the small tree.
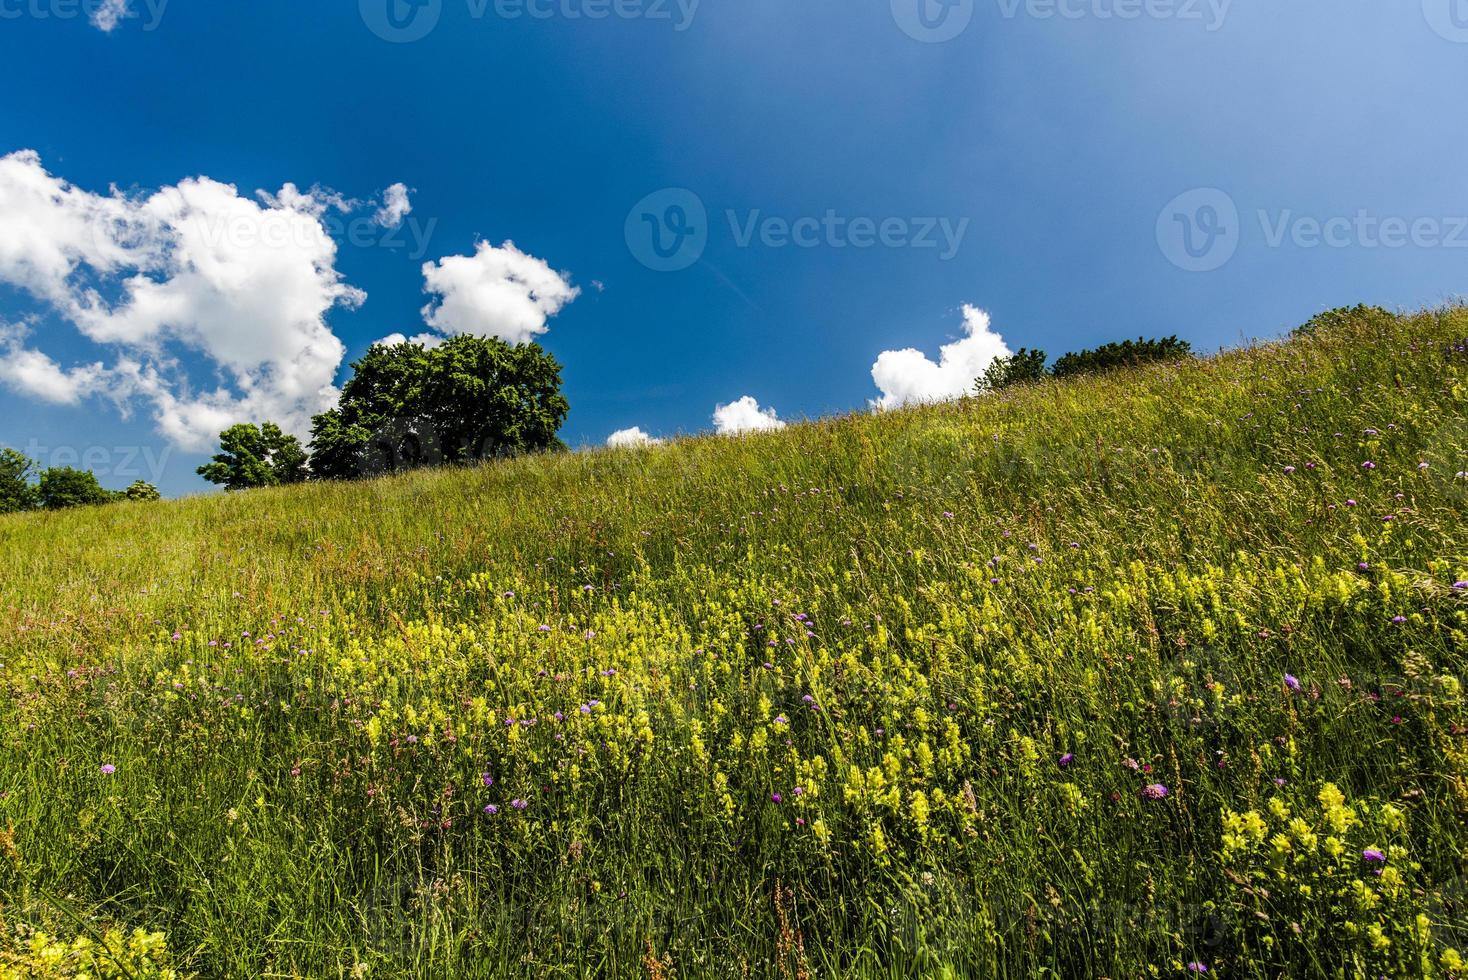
[198,423,309,490]
[36,467,115,510]
[1051,336,1193,379]
[1292,304,1392,338]
[976,347,1048,393]
[124,480,162,502]
[0,448,37,514]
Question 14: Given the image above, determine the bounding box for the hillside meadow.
[1,307,1466,978]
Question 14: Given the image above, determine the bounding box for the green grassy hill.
[2,307,1466,978]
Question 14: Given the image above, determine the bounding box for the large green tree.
[309,335,569,480]
[0,448,37,514]
[197,423,309,490]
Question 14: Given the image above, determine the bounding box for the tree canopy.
[309,335,569,481]
[36,467,115,510]
[0,448,38,514]
[975,347,1049,393]
[1050,336,1193,379]
[197,423,309,491]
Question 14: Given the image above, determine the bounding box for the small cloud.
[606,426,662,448]
[375,183,412,229]
[870,304,1010,410]
[89,0,130,31]
[373,332,446,349]
[713,395,785,435]
[590,280,606,293]
[421,240,579,345]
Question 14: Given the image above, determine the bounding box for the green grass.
[2,307,1466,979]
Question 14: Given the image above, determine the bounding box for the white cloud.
[870,304,1010,410]
[421,240,579,345]
[90,0,130,31]
[256,182,355,219]
[374,331,445,349]
[606,426,662,448]
[375,183,412,229]
[0,150,365,450]
[713,396,785,435]
[0,323,109,405]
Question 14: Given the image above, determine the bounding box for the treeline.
[0,449,159,515]
[198,334,568,491]
[977,335,1194,393]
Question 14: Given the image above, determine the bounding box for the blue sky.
[1,0,1465,495]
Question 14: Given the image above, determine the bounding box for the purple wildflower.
[483,804,499,815]
[1284,673,1301,692]
[770,792,783,804]
[99,764,116,775]
[1059,753,1075,767]
[1363,849,1386,863]
[1187,964,1209,974]
[510,799,528,810]
[1283,466,1296,475]
[1141,783,1170,800]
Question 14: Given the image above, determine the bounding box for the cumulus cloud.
[421,240,579,345]
[0,322,110,406]
[713,396,785,435]
[0,150,365,450]
[375,183,412,229]
[870,304,1010,410]
[90,0,130,31]
[606,426,662,448]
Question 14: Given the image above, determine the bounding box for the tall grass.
[1,307,1466,978]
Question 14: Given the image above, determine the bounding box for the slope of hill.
[2,307,1466,978]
